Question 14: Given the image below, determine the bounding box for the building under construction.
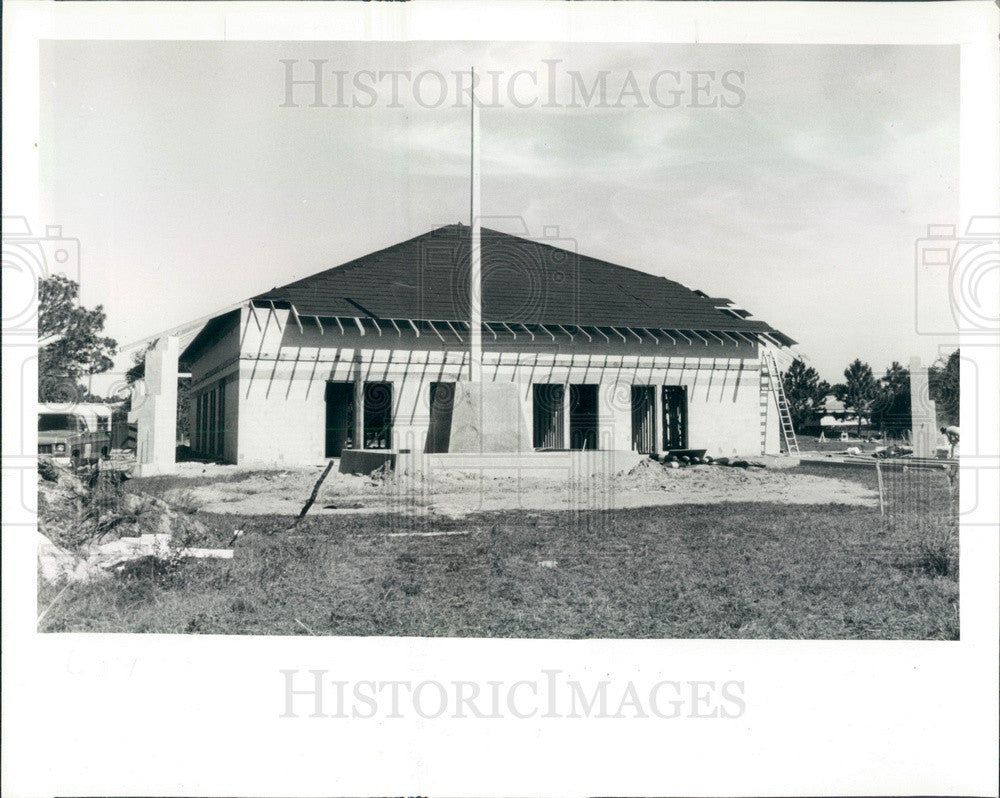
[179,223,797,466]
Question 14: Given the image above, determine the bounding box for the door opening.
[631,386,656,454]
[532,384,565,449]
[325,382,354,457]
[569,384,599,450]
[425,381,455,453]
[662,385,688,450]
[363,382,393,449]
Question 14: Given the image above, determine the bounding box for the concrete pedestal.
[909,357,938,458]
[130,336,179,477]
[447,381,530,453]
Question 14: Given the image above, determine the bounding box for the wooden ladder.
[761,350,800,455]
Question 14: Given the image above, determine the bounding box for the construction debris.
[37,532,104,583]
[645,453,765,470]
[37,458,229,584]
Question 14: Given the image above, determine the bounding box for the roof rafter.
[247,302,262,332]
[289,303,304,334]
[267,300,285,334]
[620,326,643,344]
[426,320,446,343]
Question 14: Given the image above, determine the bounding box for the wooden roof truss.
[249,301,788,349]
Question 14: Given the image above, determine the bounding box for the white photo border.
[3,2,998,796]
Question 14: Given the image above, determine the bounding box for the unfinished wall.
[222,304,771,463]
[237,341,470,463]
[223,374,239,463]
[188,313,241,463]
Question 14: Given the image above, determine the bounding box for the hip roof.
[251,224,794,343]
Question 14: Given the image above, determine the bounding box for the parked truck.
[38,408,111,466]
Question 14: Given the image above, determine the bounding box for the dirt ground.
[158,457,877,518]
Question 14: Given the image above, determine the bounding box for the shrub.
[169,489,201,515]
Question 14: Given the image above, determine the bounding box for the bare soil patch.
[152,458,876,518]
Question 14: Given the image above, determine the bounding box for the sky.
[39,40,959,388]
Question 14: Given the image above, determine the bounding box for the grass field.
[38,463,959,639]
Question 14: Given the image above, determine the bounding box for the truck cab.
[38,411,110,465]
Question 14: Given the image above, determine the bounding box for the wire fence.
[875,460,957,520]
[876,459,959,576]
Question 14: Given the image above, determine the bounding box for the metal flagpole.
[469,66,482,382]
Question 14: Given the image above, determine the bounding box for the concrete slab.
[398,449,646,479]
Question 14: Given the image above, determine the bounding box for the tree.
[38,275,117,402]
[929,349,960,427]
[124,346,148,388]
[836,359,879,437]
[870,361,910,436]
[781,358,830,432]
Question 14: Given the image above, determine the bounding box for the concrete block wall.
[237,345,469,464]
[188,311,242,462]
[191,304,775,464]
[223,374,240,463]
[189,313,241,388]
[762,374,782,456]
[496,353,763,457]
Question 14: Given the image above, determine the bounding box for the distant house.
[822,395,847,417]
[819,395,869,431]
[180,225,796,465]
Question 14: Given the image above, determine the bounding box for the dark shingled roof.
[251,224,794,342]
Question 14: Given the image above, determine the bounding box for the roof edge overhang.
[179,308,241,365]
[238,300,797,350]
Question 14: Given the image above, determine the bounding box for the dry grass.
[39,464,959,639]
